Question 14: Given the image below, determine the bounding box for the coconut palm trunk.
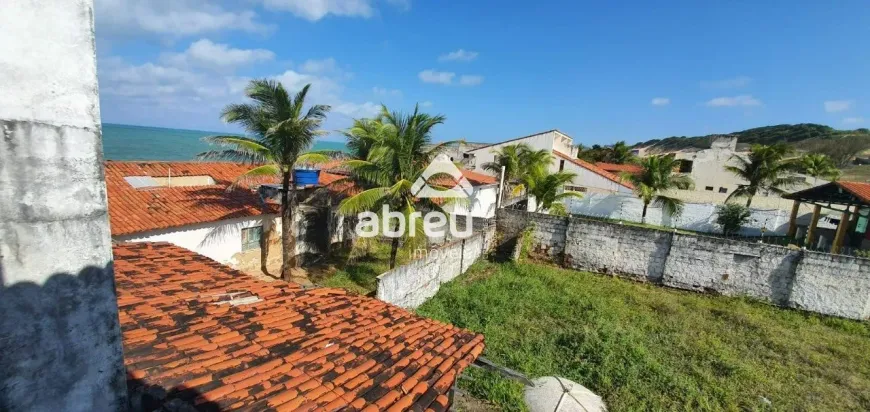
[280,169,296,280]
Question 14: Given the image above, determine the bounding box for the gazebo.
[783,181,870,254]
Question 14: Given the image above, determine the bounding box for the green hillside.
[635,123,870,166]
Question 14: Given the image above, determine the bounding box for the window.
[678,160,694,173]
[719,187,728,194]
[559,159,565,171]
[241,226,263,251]
[705,186,714,191]
[565,185,588,193]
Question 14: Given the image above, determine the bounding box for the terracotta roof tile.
[594,162,643,175]
[116,242,484,411]
[553,151,634,190]
[838,181,870,204]
[106,161,345,236]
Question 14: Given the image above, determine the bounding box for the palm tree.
[522,169,584,215]
[725,143,802,207]
[799,153,840,183]
[338,104,455,269]
[624,154,694,223]
[200,79,329,281]
[483,144,552,202]
[608,140,637,164]
[341,117,389,161]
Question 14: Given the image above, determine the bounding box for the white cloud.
[160,40,274,73]
[651,97,670,106]
[95,0,273,37]
[373,87,402,97]
[439,49,479,62]
[260,0,411,21]
[419,69,455,85]
[299,58,339,74]
[458,75,484,86]
[843,117,864,125]
[704,95,762,107]
[825,100,853,113]
[701,76,753,89]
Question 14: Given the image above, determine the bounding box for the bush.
[715,204,752,235]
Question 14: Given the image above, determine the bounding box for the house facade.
[106,161,346,276]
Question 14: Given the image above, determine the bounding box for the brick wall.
[497,208,870,320]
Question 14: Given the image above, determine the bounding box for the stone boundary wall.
[376,225,497,308]
[498,209,870,320]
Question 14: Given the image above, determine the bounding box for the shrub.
[715,204,752,235]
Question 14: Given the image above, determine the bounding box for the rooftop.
[784,180,870,206]
[116,242,484,411]
[106,161,343,236]
[594,162,643,175]
[553,151,634,190]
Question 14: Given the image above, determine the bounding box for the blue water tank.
[294,169,320,186]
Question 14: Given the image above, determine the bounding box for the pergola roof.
[784,180,870,207]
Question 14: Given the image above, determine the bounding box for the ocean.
[101,123,348,161]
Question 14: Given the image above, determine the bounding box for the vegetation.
[417,260,870,411]
[800,153,841,182]
[338,104,456,269]
[715,203,752,235]
[482,143,551,187]
[307,241,403,294]
[841,165,870,182]
[577,140,636,164]
[725,143,803,207]
[201,80,329,281]
[635,123,870,153]
[797,135,870,168]
[522,169,583,215]
[623,154,693,222]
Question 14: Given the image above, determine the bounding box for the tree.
[608,140,637,164]
[482,143,552,182]
[341,117,389,161]
[338,104,454,269]
[725,143,802,207]
[522,169,584,215]
[624,154,694,223]
[799,153,840,183]
[715,204,752,236]
[577,144,610,163]
[200,80,329,281]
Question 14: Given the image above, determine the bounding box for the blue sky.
[95,0,870,145]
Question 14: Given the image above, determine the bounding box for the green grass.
[307,240,410,294]
[417,260,870,411]
[841,165,870,182]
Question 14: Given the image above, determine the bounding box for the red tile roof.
[553,151,634,190]
[594,162,642,175]
[838,181,870,204]
[106,161,344,236]
[460,169,498,186]
[115,242,484,411]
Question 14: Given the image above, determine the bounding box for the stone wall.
[376,225,496,308]
[497,208,870,320]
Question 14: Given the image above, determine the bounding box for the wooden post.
[832,209,852,254]
[805,204,822,248]
[849,205,862,231]
[786,200,801,239]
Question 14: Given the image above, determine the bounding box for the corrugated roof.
[115,242,484,411]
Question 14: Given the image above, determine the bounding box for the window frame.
[241,226,263,251]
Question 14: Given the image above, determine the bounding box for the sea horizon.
[101,122,348,161]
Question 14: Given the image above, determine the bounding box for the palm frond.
[229,164,280,190]
[338,187,390,215]
[653,195,684,218]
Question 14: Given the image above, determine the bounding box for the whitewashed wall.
[467,131,562,174]
[555,157,633,194]
[446,185,499,218]
[114,215,279,267]
[565,193,791,236]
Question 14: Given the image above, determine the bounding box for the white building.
[106,161,345,276]
[464,129,633,194]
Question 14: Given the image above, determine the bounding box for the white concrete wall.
[445,185,499,218]
[0,0,128,409]
[376,225,496,308]
[565,193,792,236]
[115,215,279,267]
[467,131,560,174]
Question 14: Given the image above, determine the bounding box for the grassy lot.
[841,165,870,182]
[417,259,870,411]
[306,240,408,294]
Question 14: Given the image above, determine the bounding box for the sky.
[95,0,870,145]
